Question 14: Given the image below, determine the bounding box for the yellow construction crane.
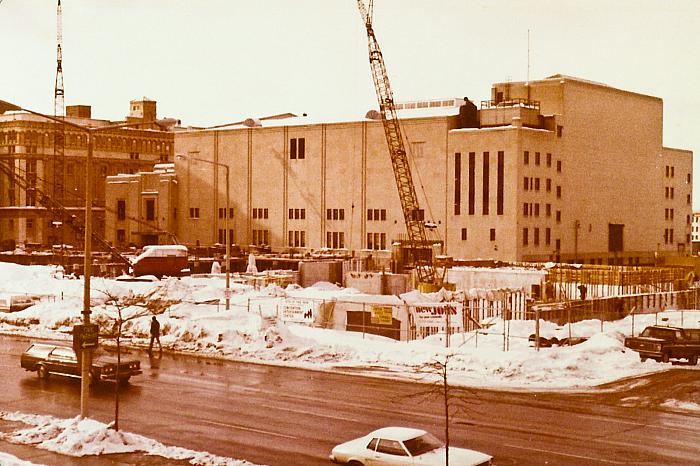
[357,0,448,291]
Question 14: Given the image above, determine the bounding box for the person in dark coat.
[149,316,162,356]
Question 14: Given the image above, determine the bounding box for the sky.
[1,0,700,202]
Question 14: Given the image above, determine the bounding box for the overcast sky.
[1,0,699,203]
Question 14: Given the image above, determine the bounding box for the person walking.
[149,316,162,356]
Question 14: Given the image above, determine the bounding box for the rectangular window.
[298,137,305,159]
[482,151,489,215]
[189,207,200,219]
[535,152,540,166]
[546,203,551,217]
[535,178,540,191]
[497,151,504,215]
[290,138,297,159]
[556,210,561,223]
[556,185,562,199]
[557,160,562,172]
[410,209,425,221]
[523,227,528,246]
[545,227,551,246]
[546,153,552,167]
[546,178,552,192]
[288,230,306,247]
[534,203,540,217]
[253,229,270,246]
[468,152,475,215]
[523,203,529,217]
[454,152,461,215]
[117,200,126,221]
[366,232,386,250]
[557,125,563,137]
[524,151,529,165]
[670,187,674,199]
[490,228,496,241]
[117,229,126,243]
[145,199,155,221]
[523,177,529,191]
[461,228,467,240]
[534,227,540,246]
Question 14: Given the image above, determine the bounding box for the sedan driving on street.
[330,426,492,465]
[20,343,142,385]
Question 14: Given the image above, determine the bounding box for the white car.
[329,426,492,465]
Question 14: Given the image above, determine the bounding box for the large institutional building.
[0,98,175,250]
[102,75,690,264]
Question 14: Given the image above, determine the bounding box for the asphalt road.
[1,335,699,465]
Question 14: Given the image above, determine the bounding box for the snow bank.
[0,263,696,389]
[0,411,257,465]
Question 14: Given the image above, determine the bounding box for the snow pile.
[0,411,258,465]
[0,452,44,466]
[0,263,697,389]
[661,399,700,413]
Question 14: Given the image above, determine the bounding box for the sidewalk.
[0,419,192,466]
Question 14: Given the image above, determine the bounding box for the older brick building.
[0,98,175,250]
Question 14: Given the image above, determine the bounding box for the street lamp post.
[1,98,178,418]
[177,154,231,310]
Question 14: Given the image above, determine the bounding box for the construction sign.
[371,305,393,325]
[281,299,316,324]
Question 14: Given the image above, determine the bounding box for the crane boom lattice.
[357,0,436,285]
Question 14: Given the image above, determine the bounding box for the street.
[1,335,699,465]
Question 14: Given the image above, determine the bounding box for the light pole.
[1,98,178,418]
[176,154,231,310]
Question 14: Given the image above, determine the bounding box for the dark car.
[624,326,700,364]
[20,343,142,384]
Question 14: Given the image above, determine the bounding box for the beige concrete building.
[0,98,175,250]
[106,75,693,265]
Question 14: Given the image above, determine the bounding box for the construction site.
[1,0,698,322]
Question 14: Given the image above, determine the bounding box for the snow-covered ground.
[2,262,698,464]
[2,262,697,390]
[0,410,257,465]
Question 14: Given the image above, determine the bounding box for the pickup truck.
[20,343,142,385]
[624,325,700,364]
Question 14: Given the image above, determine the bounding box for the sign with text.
[281,299,316,324]
[371,305,393,325]
[410,303,464,335]
[72,323,99,350]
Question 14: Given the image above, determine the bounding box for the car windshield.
[640,327,674,339]
[403,433,443,456]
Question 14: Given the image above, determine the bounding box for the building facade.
[105,75,693,264]
[0,99,175,250]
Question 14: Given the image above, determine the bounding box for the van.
[0,293,39,312]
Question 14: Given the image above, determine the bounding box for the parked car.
[329,426,492,465]
[20,343,142,384]
[624,325,700,364]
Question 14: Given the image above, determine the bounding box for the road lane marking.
[503,443,626,464]
[256,405,363,424]
[201,420,298,440]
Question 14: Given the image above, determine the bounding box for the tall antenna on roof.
[527,29,532,101]
[53,0,66,254]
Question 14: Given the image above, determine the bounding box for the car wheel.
[118,376,131,386]
[348,461,364,466]
[37,365,49,380]
[689,354,698,366]
[639,356,647,362]
[661,351,670,363]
